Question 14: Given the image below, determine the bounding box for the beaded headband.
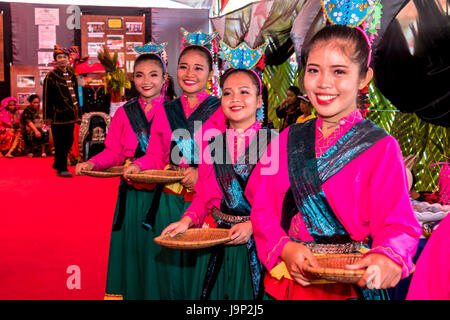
[219,41,267,95]
[133,42,168,73]
[179,27,219,62]
[219,41,267,121]
[180,27,221,96]
[181,27,218,47]
[320,0,383,66]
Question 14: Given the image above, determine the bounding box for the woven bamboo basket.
[80,166,124,178]
[154,228,231,250]
[126,170,184,184]
[304,253,365,284]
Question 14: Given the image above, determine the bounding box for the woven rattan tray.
[80,166,124,178]
[154,228,231,250]
[126,169,184,184]
[304,253,365,284]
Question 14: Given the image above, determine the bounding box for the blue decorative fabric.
[219,41,267,70]
[133,42,167,55]
[181,27,218,46]
[164,96,220,168]
[286,119,388,243]
[201,128,277,300]
[285,119,389,299]
[123,97,152,156]
[320,0,379,27]
[213,129,276,216]
[113,98,154,231]
[316,119,389,183]
[256,103,264,122]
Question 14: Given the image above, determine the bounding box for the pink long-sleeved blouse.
[183,121,262,226]
[133,91,226,170]
[407,215,450,300]
[89,96,164,171]
[249,110,422,279]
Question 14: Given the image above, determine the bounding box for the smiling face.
[304,39,372,123]
[55,53,69,70]
[177,49,212,97]
[133,59,164,102]
[221,70,262,130]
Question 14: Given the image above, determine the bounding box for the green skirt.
[201,243,255,300]
[105,183,160,300]
[153,190,212,300]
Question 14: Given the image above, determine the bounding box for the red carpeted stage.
[0,156,119,300]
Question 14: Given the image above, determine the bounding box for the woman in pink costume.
[75,52,168,300]
[407,214,450,300]
[250,25,422,300]
[161,42,277,299]
[122,42,226,299]
[0,97,24,158]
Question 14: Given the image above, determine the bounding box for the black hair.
[287,85,301,96]
[219,68,261,94]
[301,24,370,77]
[178,45,213,72]
[28,94,40,103]
[134,53,165,75]
[165,73,177,101]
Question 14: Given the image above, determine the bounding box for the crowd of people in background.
[0,95,52,159]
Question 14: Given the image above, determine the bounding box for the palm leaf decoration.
[262,55,301,129]
[366,83,449,192]
[97,45,117,73]
[97,45,130,101]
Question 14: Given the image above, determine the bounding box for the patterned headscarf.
[68,46,80,60]
[0,97,19,127]
[53,44,70,60]
[0,96,18,111]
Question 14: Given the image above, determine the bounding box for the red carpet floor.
[0,156,119,300]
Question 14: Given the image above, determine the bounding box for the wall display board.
[10,66,41,108]
[81,15,145,79]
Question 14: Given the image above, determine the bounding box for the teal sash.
[201,128,277,300]
[284,118,389,300]
[164,96,220,168]
[123,97,152,157]
[113,98,153,231]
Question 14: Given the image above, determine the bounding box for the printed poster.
[88,42,105,56]
[107,35,124,50]
[18,93,36,105]
[35,8,59,26]
[126,42,142,54]
[17,75,36,88]
[126,22,143,35]
[37,51,54,65]
[87,22,105,38]
[38,25,56,49]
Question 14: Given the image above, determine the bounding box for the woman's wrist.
[181,215,194,228]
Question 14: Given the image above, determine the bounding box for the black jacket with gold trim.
[43,68,81,124]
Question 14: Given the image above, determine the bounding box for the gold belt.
[212,207,250,223]
[270,241,367,283]
[303,241,364,255]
